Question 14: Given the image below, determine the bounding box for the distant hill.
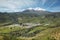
[22,9,51,15]
[45,12,60,18]
[0,10,60,24]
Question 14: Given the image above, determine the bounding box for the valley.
[0,10,60,40]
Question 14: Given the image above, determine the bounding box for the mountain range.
[0,9,60,24]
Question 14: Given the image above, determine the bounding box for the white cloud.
[47,0,57,9]
[28,7,46,11]
[41,0,47,5]
[0,0,37,12]
[49,6,60,12]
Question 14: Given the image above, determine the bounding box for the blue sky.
[0,0,60,12]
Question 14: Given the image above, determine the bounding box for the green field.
[0,12,60,40]
[0,21,60,40]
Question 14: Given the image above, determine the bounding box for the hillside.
[0,10,60,40]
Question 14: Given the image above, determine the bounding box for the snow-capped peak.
[28,7,46,11]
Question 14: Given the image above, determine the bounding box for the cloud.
[0,0,60,12]
[50,6,60,10]
[41,0,47,6]
[47,0,57,9]
[28,7,46,11]
[0,0,37,12]
[49,6,60,12]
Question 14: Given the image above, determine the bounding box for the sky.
[0,0,60,12]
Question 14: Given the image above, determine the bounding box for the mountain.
[22,8,51,15]
[0,9,60,25]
